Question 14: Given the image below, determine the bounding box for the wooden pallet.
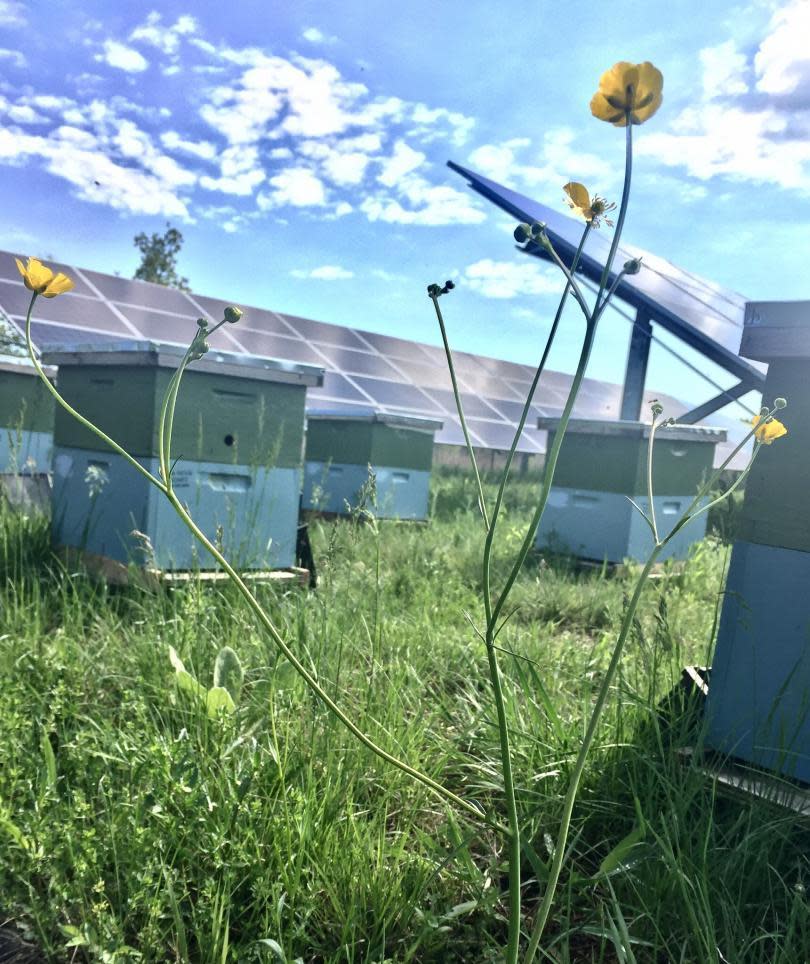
[56,546,310,590]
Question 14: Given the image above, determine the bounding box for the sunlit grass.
[1,472,808,962]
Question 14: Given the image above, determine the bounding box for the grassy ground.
[1,470,808,962]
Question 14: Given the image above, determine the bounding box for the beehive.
[42,341,323,570]
[706,302,810,780]
[535,418,726,563]
[0,358,54,474]
[303,412,442,520]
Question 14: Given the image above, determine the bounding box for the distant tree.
[133,223,190,290]
[0,310,25,356]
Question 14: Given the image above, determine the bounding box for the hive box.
[706,301,810,781]
[302,412,442,520]
[535,418,726,563]
[0,357,54,474]
[42,341,323,570]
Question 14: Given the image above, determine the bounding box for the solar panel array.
[0,248,732,462]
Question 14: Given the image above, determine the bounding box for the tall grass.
[1,475,808,962]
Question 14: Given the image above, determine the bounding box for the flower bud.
[650,399,663,418]
[623,257,642,275]
[224,305,243,324]
[197,317,208,329]
[514,223,531,243]
[427,283,441,298]
[444,279,455,291]
[774,397,787,409]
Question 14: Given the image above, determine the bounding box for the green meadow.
[1,471,807,963]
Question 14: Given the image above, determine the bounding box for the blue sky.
[1,0,808,418]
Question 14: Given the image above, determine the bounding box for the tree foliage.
[132,223,190,291]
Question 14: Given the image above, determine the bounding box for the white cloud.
[0,1,25,27]
[701,41,748,96]
[130,12,198,56]
[637,0,810,195]
[377,140,425,186]
[99,40,149,73]
[467,129,613,196]
[0,126,190,218]
[361,178,485,226]
[200,169,265,195]
[302,26,337,45]
[259,168,327,208]
[291,264,353,280]
[6,105,45,124]
[0,47,26,67]
[161,130,218,161]
[754,0,810,97]
[463,259,564,299]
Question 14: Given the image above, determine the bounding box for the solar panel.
[447,161,764,389]
[1,247,743,465]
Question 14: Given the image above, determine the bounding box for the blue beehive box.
[42,341,323,571]
[302,411,442,520]
[706,302,810,781]
[535,418,726,563]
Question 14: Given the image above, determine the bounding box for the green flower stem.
[595,121,633,316]
[489,122,636,633]
[535,236,592,323]
[430,293,489,529]
[24,293,165,493]
[28,302,492,830]
[484,624,522,964]
[483,222,593,574]
[522,405,776,961]
[489,324,595,633]
[646,415,661,545]
[523,544,662,964]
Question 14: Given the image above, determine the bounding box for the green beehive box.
[706,302,810,781]
[0,358,54,474]
[42,341,323,570]
[535,418,725,562]
[303,411,442,519]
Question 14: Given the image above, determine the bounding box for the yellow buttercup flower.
[15,256,75,298]
[590,61,663,126]
[752,415,787,445]
[563,182,616,227]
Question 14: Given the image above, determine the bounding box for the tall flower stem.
[430,293,489,529]
[24,295,492,829]
[523,544,661,963]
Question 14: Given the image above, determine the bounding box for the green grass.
[1,471,808,962]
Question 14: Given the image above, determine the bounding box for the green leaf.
[206,686,236,718]
[0,805,29,850]
[256,938,286,961]
[40,729,57,792]
[168,645,186,675]
[598,825,646,877]
[213,646,243,704]
[175,669,206,702]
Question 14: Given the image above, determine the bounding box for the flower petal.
[563,181,591,210]
[41,272,75,298]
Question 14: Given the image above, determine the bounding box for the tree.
[133,223,190,290]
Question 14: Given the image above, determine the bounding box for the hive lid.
[306,409,443,432]
[39,340,324,387]
[536,417,727,444]
[0,355,56,379]
[742,301,810,361]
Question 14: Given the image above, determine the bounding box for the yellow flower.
[590,61,664,126]
[15,256,75,298]
[752,415,788,445]
[563,182,617,227]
